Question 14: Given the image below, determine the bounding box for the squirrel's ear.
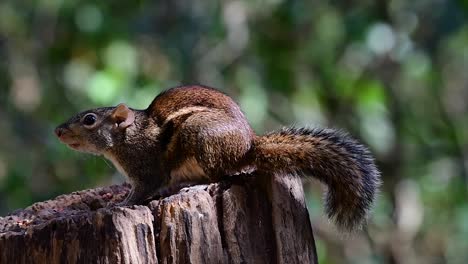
[111,104,135,129]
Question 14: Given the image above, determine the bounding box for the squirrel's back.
[147,85,249,127]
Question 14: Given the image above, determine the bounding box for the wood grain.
[0,175,317,264]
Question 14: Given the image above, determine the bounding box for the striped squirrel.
[55,85,380,230]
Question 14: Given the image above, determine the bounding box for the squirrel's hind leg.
[172,111,253,178]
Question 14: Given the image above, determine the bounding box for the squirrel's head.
[55,104,136,155]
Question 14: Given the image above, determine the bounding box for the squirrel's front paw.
[111,188,135,207]
[113,201,129,207]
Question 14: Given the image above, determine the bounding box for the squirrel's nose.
[55,127,64,137]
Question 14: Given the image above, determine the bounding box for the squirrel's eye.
[83,114,97,126]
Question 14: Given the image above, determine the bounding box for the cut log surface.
[0,174,318,264]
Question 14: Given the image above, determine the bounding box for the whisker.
[101,158,113,169]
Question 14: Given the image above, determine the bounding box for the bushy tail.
[253,127,380,231]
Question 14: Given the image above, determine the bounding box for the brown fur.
[55,85,380,230]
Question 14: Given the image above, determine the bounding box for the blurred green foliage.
[1,0,468,263]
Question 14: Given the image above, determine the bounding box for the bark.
[0,174,317,264]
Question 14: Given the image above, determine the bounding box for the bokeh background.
[1,0,467,263]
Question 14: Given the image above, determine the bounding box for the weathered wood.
[0,174,318,264]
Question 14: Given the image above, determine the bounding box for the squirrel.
[55,85,380,231]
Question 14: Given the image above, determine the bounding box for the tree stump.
[0,173,318,264]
